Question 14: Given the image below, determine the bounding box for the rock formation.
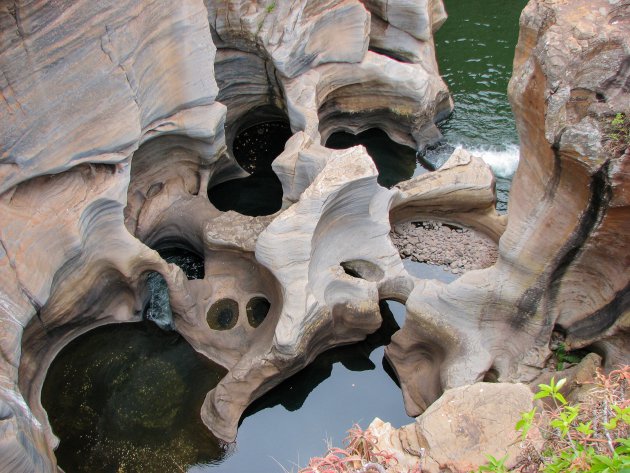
[386,0,630,417]
[369,382,539,473]
[0,0,627,472]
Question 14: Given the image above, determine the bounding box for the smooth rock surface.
[369,382,538,473]
[0,0,453,467]
[0,0,628,470]
[385,0,630,418]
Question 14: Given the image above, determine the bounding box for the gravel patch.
[390,221,499,275]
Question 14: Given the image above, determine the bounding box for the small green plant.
[553,343,584,371]
[533,376,568,405]
[476,454,509,473]
[515,407,537,441]
[606,112,629,157]
[476,366,629,473]
[265,1,276,13]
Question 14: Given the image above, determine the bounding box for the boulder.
[369,383,538,473]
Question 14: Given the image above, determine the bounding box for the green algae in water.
[42,321,228,473]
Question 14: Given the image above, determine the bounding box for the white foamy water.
[455,144,520,179]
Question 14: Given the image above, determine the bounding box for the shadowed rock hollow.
[0,0,628,471]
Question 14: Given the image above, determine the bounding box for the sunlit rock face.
[0,0,627,472]
[386,0,630,418]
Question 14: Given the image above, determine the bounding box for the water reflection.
[42,321,228,473]
[43,302,409,473]
[242,300,401,417]
[196,300,410,472]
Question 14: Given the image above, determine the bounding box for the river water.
[42,2,527,472]
[431,0,528,211]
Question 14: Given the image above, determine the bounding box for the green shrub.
[606,112,629,157]
[476,366,629,472]
[553,343,585,371]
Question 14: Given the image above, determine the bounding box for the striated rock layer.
[0,0,628,472]
[386,0,630,418]
[368,382,539,473]
[0,0,451,469]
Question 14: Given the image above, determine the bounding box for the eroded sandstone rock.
[0,0,454,468]
[0,0,628,471]
[385,0,630,419]
[369,382,539,473]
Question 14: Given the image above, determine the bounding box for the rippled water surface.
[431,0,528,211]
[436,0,527,148]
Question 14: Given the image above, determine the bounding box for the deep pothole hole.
[325,128,425,188]
[156,245,205,280]
[246,296,271,328]
[207,298,239,331]
[340,260,384,282]
[208,108,292,217]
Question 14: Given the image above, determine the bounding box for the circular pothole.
[208,119,292,217]
[233,121,292,174]
[325,128,422,188]
[157,247,205,280]
[246,297,271,328]
[207,299,239,330]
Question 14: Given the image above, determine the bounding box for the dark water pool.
[158,247,205,280]
[42,321,228,473]
[208,121,292,216]
[326,129,427,188]
[43,302,409,473]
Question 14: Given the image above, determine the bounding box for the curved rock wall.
[0,0,628,471]
[208,0,451,150]
[0,0,223,470]
[386,0,630,416]
[0,0,451,469]
[508,0,630,364]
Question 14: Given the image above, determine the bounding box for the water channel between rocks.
[42,1,526,471]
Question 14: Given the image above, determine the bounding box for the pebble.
[390,220,499,276]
